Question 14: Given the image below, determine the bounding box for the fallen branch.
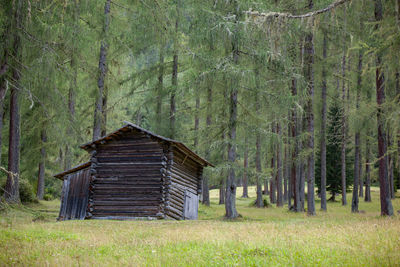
[245,0,350,20]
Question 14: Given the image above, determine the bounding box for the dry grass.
[1,186,399,266]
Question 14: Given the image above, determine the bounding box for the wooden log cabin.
[54,122,213,221]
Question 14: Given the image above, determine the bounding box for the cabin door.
[183,190,198,220]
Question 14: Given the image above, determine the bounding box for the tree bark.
[291,78,300,211]
[320,30,328,211]
[276,122,283,207]
[364,135,371,202]
[194,94,200,148]
[242,134,249,198]
[255,69,263,206]
[340,54,347,206]
[283,142,289,203]
[219,179,225,205]
[396,69,400,192]
[36,129,47,200]
[156,43,164,133]
[351,130,360,213]
[375,0,393,216]
[4,0,23,203]
[264,168,269,195]
[170,0,181,139]
[202,79,212,206]
[388,132,395,199]
[304,1,315,215]
[0,30,9,169]
[93,0,111,141]
[359,146,364,197]
[225,79,238,217]
[352,51,363,213]
[65,0,79,170]
[340,5,348,206]
[270,126,277,204]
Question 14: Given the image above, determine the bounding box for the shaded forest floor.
[1,187,400,266]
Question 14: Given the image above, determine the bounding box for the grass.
[0,187,400,266]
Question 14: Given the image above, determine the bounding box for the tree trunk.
[352,133,360,213]
[4,0,23,203]
[396,69,400,192]
[340,5,348,206]
[340,55,347,206]
[65,0,80,170]
[194,92,200,148]
[375,0,393,216]
[219,178,225,205]
[156,43,164,133]
[170,0,181,139]
[225,78,238,218]
[36,129,47,200]
[225,2,239,219]
[352,51,363,213]
[320,30,328,211]
[359,146,364,197]
[264,179,269,195]
[101,86,108,137]
[254,69,263,206]
[365,134,372,202]
[242,134,249,198]
[283,143,289,203]
[0,5,11,169]
[304,1,315,215]
[0,41,8,169]
[291,78,300,211]
[202,79,212,206]
[255,124,263,207]
[388,132,395,199]
[276,122,283,207]
[270,154,276,204]
[93,0,111,141]
[270,123,276,204]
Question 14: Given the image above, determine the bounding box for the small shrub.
[1,179,37,203]
[250,198,270,208]
[19,179,38,203]
[43,194,53,201]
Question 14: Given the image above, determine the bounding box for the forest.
[2,0,398,215]
[0,0,400,265]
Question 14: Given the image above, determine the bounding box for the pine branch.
[245,0,350,19]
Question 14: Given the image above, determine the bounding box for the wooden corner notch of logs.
[53,121,214,221]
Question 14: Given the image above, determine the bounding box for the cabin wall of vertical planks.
[58,167,90,220]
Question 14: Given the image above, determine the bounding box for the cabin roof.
[54,161,91,180]
[80,121,214,167]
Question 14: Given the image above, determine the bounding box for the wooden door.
[183,190,198,220]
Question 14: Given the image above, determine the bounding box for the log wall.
[165,146,203,220]
[86,131,164,219]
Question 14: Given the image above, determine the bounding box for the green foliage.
[18,179,37,204]
[43,194,53,201]
[1,178,37,204]
[316,100,353,200]
[0,0,399,209]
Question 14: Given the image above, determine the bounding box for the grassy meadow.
[1,186,399,266]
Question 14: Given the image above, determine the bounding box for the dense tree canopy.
[0,0,399,216]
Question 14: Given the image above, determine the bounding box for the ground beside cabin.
[0,186,399,266]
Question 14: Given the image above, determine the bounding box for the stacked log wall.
[87,131,164,219]
[166,146,203,220]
